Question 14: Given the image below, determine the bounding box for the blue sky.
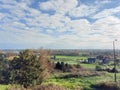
[0,0,120,49]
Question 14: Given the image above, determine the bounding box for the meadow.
[53,55,96,70]
[44,72,120,90]
[53,55,87,64]
[45,55,120,90]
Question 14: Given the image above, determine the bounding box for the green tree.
[0,58,10,84]
[55,62,61,70]
[10,49,44,88]
[61,62,65,71]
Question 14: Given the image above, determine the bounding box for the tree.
[0,58,10,84]
[38,49,53,72]
[10,49,44,88]
[61,62,65,71]
[55,62,70,72]
[37,49,54,83]
[55,62,61,70]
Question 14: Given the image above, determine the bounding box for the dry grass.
[8,84,68,90]
[92,81,120,90]
[32,84,66,90]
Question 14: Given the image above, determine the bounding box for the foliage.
[38,49,54,73]
[0,58,10,84]
[10,49,46,88]
[95,65,103,71]
[55,62,74,72]
[1,49,120,90]
[49,49,80,56]
[96,55,104,60]
[109,67,118,73]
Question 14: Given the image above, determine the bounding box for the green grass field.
[44,72,120,90]
[50,55,120,89]
[1,73,120,90]
[80,63,96,70]
[55,55,87,60]
[0,85,9,90]
[53,55,87,64]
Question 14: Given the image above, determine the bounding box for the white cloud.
[0,13,5,20]
[92,16,120,34]
[0,28,55,48]
[39,0,98,17]
[1,0,120,49]
[52,15,120,49]
[39,0,78,14]
[67,19,91,35]
[69,4,97,17]
[90,16,120,47]
[93,6,120,19]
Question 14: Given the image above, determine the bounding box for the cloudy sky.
[0,0,120,49]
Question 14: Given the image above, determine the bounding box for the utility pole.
[113,39,117,82]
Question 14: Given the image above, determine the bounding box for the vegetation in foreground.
[0,85,9,90]
[1,49,120,90]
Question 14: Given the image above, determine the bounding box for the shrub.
[110,67,118,73]
[55,62,61,70]
[92,82,120,90]
[0,59,10,84]
[95,65,103,71]
[55,62,73,72]
[10,49,51,88]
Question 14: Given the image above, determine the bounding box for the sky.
[0,0,120,49]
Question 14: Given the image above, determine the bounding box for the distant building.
[102,57,110,64]
[88,58,96,63]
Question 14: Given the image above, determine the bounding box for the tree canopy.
[10,49,49,88]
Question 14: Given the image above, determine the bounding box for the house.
[88,58,96,63]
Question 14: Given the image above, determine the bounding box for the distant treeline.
[49,49,80,56]
[1,49,120,56]
[47,49,119,56]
